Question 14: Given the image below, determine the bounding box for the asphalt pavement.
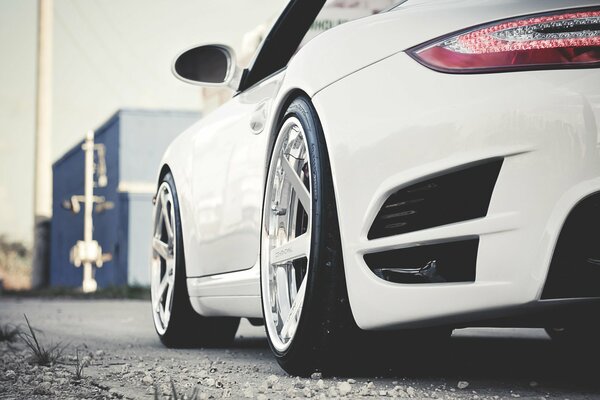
[1,297,598,399]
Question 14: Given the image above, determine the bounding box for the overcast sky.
[0,0,283,244]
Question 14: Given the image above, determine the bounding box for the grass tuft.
[74,348,88,380]
[0,323,20,342]
[19,314,64,366]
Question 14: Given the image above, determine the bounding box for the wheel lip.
[151,181,177,336]
[261,116,313,354]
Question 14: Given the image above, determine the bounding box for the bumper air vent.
[368,159,503,240]
[542,192,600,299]
[364,239,479,284]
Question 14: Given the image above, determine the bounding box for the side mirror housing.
[172,44,242,90]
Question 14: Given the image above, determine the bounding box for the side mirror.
[172,44,242,90]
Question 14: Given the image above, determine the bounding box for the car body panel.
[288,0,600,98]
[157,0,600,326]
[312,51,600,329]
[160,72,285,277]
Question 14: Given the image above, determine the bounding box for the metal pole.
[32,0,53,289]
[82,131,97,293]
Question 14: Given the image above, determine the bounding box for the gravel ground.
[1,297,599,400]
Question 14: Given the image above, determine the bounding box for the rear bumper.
[313,52,600,330]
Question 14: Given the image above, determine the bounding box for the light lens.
[409,8,600,73]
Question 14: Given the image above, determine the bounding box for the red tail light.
[408,8,600,73]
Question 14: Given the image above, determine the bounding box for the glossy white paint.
[161,72,285,278]
[157,0,600,329]
[288,0,600,98]
[189,295,262,319]
[187,265,262,318]
[313,52,600,329]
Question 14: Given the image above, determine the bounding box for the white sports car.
[151,0,600,375]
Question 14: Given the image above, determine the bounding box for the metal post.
[32,0,54,289]
[81,131,97,293]
[67,131,108,292]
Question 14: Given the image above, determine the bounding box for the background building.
[50,109,199,288]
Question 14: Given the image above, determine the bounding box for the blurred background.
[0,0,394,293]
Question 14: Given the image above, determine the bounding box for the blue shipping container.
[50,109,199,288]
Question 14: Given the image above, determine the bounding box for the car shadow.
[234,328,600,393]
[231,336,269,350]
[347,330,600,390]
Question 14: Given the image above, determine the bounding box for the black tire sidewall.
[154,172,195,345]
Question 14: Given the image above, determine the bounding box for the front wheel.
[151,172,240,347]
[260,96,356,375]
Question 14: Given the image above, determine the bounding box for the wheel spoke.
[270,232,309,265]
[153,237,171,260]
[160,190,174,240]
[158,301,166,326]
[153,296,161,314]
[158,273,169,299]
[164,284,174,320]
[275,266,291,320]
[281,156,310,212]
[280,274,307,340]
[286,263,298,301]
[157,273,168,320]
[154,205,164,237]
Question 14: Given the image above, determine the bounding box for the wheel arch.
[263,85,343,232]
[263,88,311,172]
[154,160,194,282]
[260,87,336,234]
[263,86,337,183]
[267,86,346,223]
[156,163,172,188]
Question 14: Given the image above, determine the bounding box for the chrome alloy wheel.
[151,182,177,335]
[262,117,312,353]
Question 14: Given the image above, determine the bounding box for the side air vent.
[542,192,600,299]
[368,159,503,240]
[364,239,479,284]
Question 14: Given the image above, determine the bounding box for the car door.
[187,0,327,278]
[189,74,284,277]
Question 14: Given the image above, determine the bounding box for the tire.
[151,172,240,347]
[260,96,356,375]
